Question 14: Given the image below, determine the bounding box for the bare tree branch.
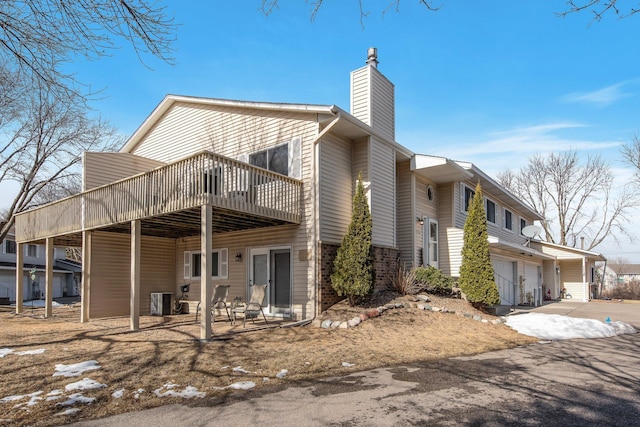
[557,0,640,20]
[498,150,638,251]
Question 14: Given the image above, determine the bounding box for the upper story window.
[504,209,513,231]
[486,199,496,224]
[250,143,288,176]
[520,218,527,235]
[463,185,475,212]
[3,239,16,254]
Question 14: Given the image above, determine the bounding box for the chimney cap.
[366,47,378,68]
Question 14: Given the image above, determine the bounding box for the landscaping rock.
[432,307,441,312]
[366,310,380,318]
[482,319,489,323]
[472,315,482,321]
[384,304,396,310]
[339,322,349,329]
[348,317,361,327]
[463,313,473,319]
[394,303,405,309]
[358,313,369,321]
[406,296,420,302]
[377,306,387,313]
[320,319,333,329]
[416,303,428,310]
[330,321,342,329]
[491,319,502,325]
[416,295,431,302]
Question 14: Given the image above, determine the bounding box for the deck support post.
[15,243,23,314]
[131,220,141,331]
[45,238,54,318]
[200,203,213,341]
[81,231,91,323]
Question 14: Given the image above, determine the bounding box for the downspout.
[311,112,342,320]
[582,256,588,302]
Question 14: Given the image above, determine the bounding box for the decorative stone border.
[318,295,507,329]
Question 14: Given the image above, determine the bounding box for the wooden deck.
[14,151,303,244]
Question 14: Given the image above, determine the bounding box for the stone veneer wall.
[317,242,400,313]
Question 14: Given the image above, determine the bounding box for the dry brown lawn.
[0,293,537,426]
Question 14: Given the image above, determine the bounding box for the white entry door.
[422,218,438,268]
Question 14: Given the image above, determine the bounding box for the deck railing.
[15,151,302,242]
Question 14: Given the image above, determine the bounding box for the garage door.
[53,276,63,298]
[493,260,516,306]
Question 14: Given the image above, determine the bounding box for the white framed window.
[250,143,289,176]
[183,249,228,280]
[25,244,37,258]
[3,239,16,254]
[426,185,435,202]
[520,218,527,236]
[485,198,496,224]
[461,184,475,213]
[504,209,513,231]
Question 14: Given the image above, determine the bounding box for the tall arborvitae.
[331,173,373,306]
[459,182,500,307]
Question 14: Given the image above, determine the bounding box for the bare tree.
[556,1,640,21]
[260,0,441,26]
[0,0,176,101]
[497,151,637,251]
[622,135,640,186]
[0,80,122,242]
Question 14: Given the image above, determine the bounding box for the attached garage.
[524,263,542,306]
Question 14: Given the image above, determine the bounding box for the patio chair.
[232,284,268,327]
[194,285,231,323]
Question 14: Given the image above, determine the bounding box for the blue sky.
[12,1,640,259]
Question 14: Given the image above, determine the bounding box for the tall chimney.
[350,47,395,141]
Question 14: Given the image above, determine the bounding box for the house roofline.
[121,95,339,153]
[535,240,607,261]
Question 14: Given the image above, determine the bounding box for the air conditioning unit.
[150,292,172,316]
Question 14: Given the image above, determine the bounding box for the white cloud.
[560,82,634,107]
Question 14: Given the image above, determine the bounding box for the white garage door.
[53,276,63,299]
[493,260,516,306]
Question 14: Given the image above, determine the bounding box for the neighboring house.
[1,229,79,302]
[12,48,605,339]
[599,263,640,290]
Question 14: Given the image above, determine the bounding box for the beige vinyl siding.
[370,137,395,247]
[176,224,313,320]
[352,138,369,185]
[560,259,586,300]
[83,152,165,191]
[350,67,370,125]
[414,174,438,266]
[369,67,395,141]
[444,227,464,277]
[542,259,558,297]
[318,134,352,243]
[130,102,317,164]
[437,183,455,276]
[89,232,175,318]
[396,161,413,266]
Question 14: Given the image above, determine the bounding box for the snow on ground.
[0,348,46,358]
[53,360,101,377]
[13,300,63,308]
[153,382,205,398]
[65,378,107,392]
[506,313,637,340]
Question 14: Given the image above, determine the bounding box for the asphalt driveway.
[75,301,640,427]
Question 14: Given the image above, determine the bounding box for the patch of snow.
[1,394,26,403]
[153,383,205,398]
[15,349,46,356]
[46,390,64,401]
[275,369,288,378]
[232,366,250,374]
[0,348,14,358]
[506,313,637,340]
[12,392,43,408]
[55,408,81,416]
[53,360,101,377]
[65,378,107,392]
[262,377,270,382]
[133,388,145,399]
[227,381,255,390]
[220,366,229,370]
[342,362,355,367]
[57,393,95,406]
[111,388,125,399]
